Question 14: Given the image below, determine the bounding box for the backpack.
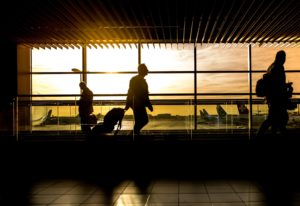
[256,73,270,97]
[91,107,125,136]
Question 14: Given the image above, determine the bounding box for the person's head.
[138,63,148,77]
[79,81,87,89]
[274,50,286,65]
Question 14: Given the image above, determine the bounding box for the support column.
[138,42,141,65]
[82,46,87,83]
[17,45,31,135]
[248,44,253,139]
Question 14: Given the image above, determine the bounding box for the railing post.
[194,44,197,133]
[15,96,18,142]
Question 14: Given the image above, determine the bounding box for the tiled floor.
[28,178,267,206]
[2,136,300,205]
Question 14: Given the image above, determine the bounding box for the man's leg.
[257,118,271,137]
[278,109,289,136]
[133,107,148,135]
[81,115,91,133]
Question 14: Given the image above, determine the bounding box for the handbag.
[89,114,97,125]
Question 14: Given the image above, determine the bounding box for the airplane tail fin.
[200,110,204,117]
[39,109,52,125]
[202,109,209,116]
[200,109,207,119]
[216,105,227,118]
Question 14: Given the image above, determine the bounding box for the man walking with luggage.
[125,63,153,135]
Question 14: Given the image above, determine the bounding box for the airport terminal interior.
[1,0,300,205]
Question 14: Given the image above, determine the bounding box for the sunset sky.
[31,44,299,116]
[32,44,300,94]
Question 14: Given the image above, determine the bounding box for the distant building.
[156,113,172,119]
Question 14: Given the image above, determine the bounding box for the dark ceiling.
[2,0,300,48]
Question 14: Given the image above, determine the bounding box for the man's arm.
[125,80,133,110]
[148,103,153,112]
[145,81,153,112]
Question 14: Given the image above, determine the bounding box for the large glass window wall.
[19,43,300,139]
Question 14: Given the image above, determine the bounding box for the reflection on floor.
[4,175,300,206]
[28,178,266,206]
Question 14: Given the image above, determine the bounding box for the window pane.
[252,47,300,70]
[87,44,138,72]
[197,45,248,71]
[88,74,131,96]
[286,73,300,93]
[32,105,80,131]
[142,44,194,71]
[88,73,194,97]
[197,95,249,100]
[32,74,80,95]
[147,74,194,93]
[32,48,82,72]
[197,73,249,93]
[144,105,194,131]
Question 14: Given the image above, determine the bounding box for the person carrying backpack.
[256,50,290,137]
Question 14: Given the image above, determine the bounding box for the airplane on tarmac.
[32,109,52,122]
[33,109,101,126]
[198,104,250,126]
[198,103,300,128]
[32,109,53,126]
[199,108,218,123]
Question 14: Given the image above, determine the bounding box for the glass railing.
[10,94,300,141]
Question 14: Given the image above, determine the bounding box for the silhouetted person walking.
[78,81,94,133]
[257,50,289,137]
[125,64,153,135]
